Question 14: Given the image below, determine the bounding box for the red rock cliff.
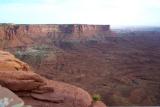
[0,24,110,48]
[0,24,110,36]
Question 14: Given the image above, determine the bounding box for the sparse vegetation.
[92,94,101,102]
[14,45,50,69]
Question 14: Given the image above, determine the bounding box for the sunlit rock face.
[0,50,107,107]
[0,24,111,48]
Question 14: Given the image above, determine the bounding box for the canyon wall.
[0,24,110,48]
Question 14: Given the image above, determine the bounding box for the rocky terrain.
[0,24,160,106]
[0,50,106,107]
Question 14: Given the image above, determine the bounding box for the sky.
[0,0,160,27]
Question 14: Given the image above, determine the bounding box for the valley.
[1,24,160,106]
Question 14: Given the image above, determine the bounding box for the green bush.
[92,94,101,102]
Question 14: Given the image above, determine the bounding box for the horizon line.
[0,23,160,28]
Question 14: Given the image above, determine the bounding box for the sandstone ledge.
[0,50,107,107]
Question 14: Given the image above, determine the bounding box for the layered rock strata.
[0,24,110,48]
[0,50,106,107]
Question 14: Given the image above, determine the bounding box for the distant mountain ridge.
[0,24,111,48]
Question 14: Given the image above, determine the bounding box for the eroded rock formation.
[0,50,107,107]
[0,24,110,48]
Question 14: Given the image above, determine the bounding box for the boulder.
[0,85,24,107]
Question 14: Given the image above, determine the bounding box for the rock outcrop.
[0,24,110,48]
[0,50,107,107]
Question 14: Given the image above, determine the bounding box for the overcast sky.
[0,0,160,27]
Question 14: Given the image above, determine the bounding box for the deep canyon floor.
[7,33,160,106]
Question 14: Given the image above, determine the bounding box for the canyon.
[0,50,106,107]
[0,23,160,106]
[0,24,110,49]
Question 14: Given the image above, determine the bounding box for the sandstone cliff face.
[0,24,110,48]
[0,24,110,34]
[0,50,107,107]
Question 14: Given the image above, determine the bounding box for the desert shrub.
[14,50,25,59]
[92,94,101,102]
[14,47,47,68]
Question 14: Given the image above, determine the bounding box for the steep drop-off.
[1,24,160,106]
[0,50,107,107]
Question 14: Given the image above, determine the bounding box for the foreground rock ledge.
[0,50,107,107]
